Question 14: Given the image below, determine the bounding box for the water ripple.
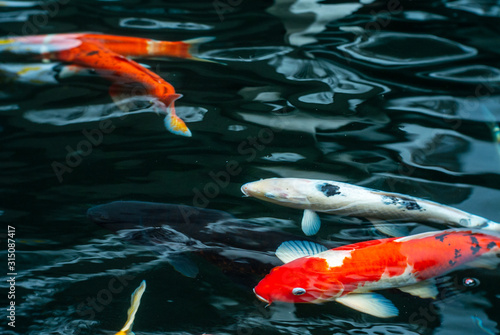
[425,65,500,83]
[339,32,477,66]
[119,17,212,30]
[446,0,500,17]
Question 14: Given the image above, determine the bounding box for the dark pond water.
[1,0,500,334]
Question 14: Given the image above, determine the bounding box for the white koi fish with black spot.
[241,178,500,236]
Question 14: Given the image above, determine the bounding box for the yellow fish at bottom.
[115,280,146,335]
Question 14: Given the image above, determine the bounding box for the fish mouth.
[253,288,269,304]
[241,183,251,197]
[86,207,110,223]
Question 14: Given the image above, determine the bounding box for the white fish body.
[241,178,500,235]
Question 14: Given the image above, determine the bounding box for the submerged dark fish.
[87,201,330,283]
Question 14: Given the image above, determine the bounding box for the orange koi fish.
[53,40,191,136]
[116,280,146,335]
[0,33,213,136]
[254,229,500,318]
[0,33,212,61]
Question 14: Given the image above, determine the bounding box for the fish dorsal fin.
[301,209,321,236]
[276,240,327,263]
[118,280,146,335]
[336,293,399,318]
[398,280,438,299]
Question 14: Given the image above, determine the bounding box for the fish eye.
[292,287,306,296]
[463,277,480,287]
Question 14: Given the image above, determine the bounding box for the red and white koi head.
[254,255,344,304]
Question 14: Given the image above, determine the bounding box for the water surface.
[1,0,499,334]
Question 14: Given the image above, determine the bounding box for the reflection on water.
[0,9,45,22]
[267,0,363,46]
[24,102,207,126]
[426,65,500,83]
[446,0,500,17]
[119,17,212,30]
[269,55,389,100]
[339,32,477,66]
[1,0,500,334]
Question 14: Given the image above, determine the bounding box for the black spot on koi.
[435,233,448,242]
[470,235,481,255]
[487,242,497,250]
[87,51,99,56]
[317,183,341,197]
[454,248,462,259]
[381,195,422,211]
[449,259,457,266]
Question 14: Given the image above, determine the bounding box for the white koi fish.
[241,178,500,236]
[116,280,146,335]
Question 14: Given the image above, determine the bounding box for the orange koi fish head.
[254,257,343,304]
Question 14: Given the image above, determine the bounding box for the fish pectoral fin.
[118,280,146,335]
[335,293,399,318]
[275,240,327,263]
[301,209,321,236]
[398,280,438,299]
[368,219,410,237]
[58,64,94,79]
[167,253,199,278]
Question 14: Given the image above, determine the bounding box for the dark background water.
[1,0,500,334]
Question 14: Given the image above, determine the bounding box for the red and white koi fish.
[253,229,500,318]
[241,178,500,236]
[116,280,146,335]
[0,33,213,136]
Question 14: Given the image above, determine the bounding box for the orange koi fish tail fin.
[182,37,216,62]
[158,95,192,137]
[151,37,217,63]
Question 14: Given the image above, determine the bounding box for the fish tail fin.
[182,37,225,64]
[182,36,215,61]
[117,280,146,335]
[159,95,192,137]
[150,37,223,64]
